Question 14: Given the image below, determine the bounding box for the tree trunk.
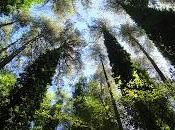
[130,35,167,82]
[0,47,61,129]
[102,28,134,86]
[120,3,175,66]
[0,21,16,28]
[0,34,41,69]
[0,37,23,54]
[102,28,161,129]
[99,55,124,130]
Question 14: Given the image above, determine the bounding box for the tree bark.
[0,34,41,69]
[0,37,23,54]
[0,47,61,129]
[0,21,16,28]
[130,35,167,82]
[99,55,124,130]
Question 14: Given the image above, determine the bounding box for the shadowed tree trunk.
[0,47,62,129]
[102,28,161,130]
[102,28,133,87]
[99,54,124,130]
[0,21,16,28]
[121,2,175,66]
[0,34,41,69]
[129,34,167,82]
[0,37,23,54]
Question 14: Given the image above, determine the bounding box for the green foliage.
[0,71,16,95]
[121,68,175,129]
[21,0,44,11]
[0,0,44,13]
[0,70,16,105]
[72,78,118,130]
[123,70,166,104]
[32,89,87,130]
[0,48,62,129]
[32,91,61,130]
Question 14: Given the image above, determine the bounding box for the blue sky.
[29,0,174,79]
[1,0,175,96]
[1,1,175,129]
[32,0,175,97]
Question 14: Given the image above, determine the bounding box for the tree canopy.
[0,0,175,129]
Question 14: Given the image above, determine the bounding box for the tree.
[120,24,167,82]
[0,25,83,129]
[72,77,119,130]
[101,26,161,130]
[119,0,175,66]
[0,0,44,14]
[99,54,123,130]
[0,17,61,69]
[90,42,123,130]
[122,66,175,129]
[0,33,41,69]
[102,27,133,88]
[0,48,62,129]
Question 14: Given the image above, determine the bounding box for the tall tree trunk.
[120,3,175,65]
[102,28,161,130]
[0,34,41,69]
[99,55,124,130]
[102,28,133,87]
[0,21,16,28]
[0,37,23,54]
[130,35,167,82]
[0,47,62,129]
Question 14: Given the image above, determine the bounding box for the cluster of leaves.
[53,0,75,17]
[29,78,118,130]
[123,70,166,103]
[120,66,175,129]
[0,0,44,13]
[72,79,118,130]
[0,70,16,106]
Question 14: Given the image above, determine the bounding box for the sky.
[1,0,175,129]
[29,0,175,79]
[1,0,175,97]
[30,0,175,101]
